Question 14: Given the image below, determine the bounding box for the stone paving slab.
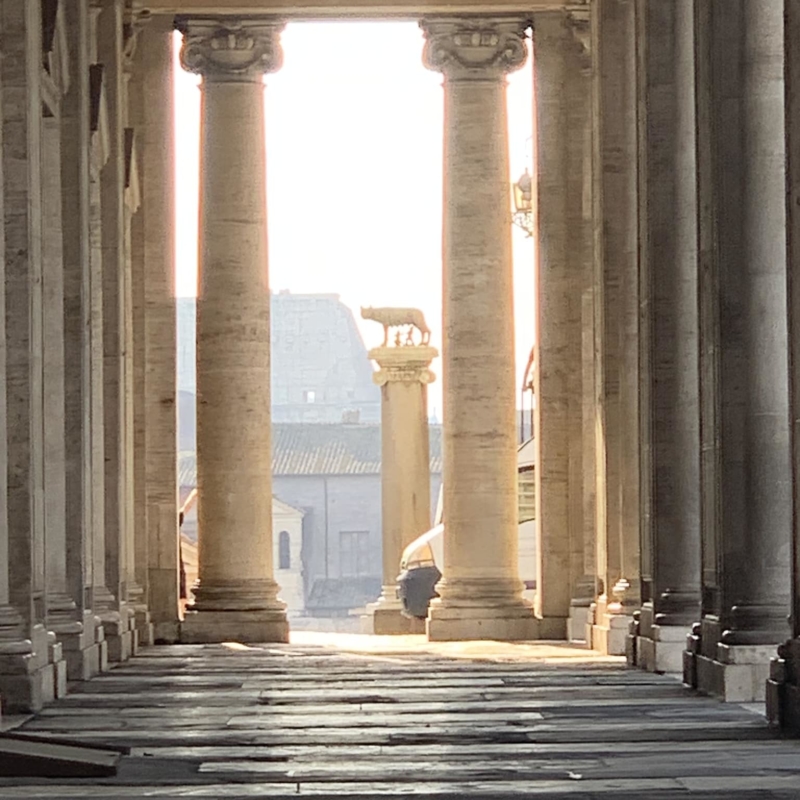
[1,634,799,797]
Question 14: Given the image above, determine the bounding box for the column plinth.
[178,18,288,644]
[420,16,537,642]
[362,342,436,636]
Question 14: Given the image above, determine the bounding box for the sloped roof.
[178,423,443,486]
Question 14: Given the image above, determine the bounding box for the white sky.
[173,22,536,418]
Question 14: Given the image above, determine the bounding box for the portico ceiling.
[138,0,588,20]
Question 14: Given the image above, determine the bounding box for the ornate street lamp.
[512,168,534,237]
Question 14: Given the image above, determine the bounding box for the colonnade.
[3,0,800,736]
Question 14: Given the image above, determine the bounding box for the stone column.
[364,339,437,635]
[768,0,800,732]
[590,0,641,656]
[121,10,147,648]
[687,0,791,703]
[630,0,701,675]
[420,16,537,642]
[0,0,56,711]
[58,0,107,680]
[126,17,153,648]
[86,2,113,675]
[98,0,136,663]
[532,9,594,642]
[179,17,289,644]
[140,17,180,642]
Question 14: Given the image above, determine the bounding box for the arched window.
[278,530,291,570]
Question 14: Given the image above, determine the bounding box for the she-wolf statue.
[360,306,431,347]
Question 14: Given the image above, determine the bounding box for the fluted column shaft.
[421,16,537,642]
[179,17,288,643]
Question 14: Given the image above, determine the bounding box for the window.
[278,530,291,570]
[303,390,316,404]
[339,530,370,577]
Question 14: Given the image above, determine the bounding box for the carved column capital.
[369,345,438,387]
[177,17,285,82]
[420,16,530,81]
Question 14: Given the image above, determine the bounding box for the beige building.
[1,0,800,736]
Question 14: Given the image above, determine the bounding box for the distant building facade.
[179,423,443,618]
[177,292,381,438]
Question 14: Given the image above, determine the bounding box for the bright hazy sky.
[173,22,535,418]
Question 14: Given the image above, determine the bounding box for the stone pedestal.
[362,343,437,636]
[179,19,288,644]
[591,594,630,657]
[567,601,591,645]
[634,604,690,674]
[420,16,537,643]
[0,623,58,714]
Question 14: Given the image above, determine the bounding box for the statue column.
[363,336,437,635]
[420,16,537,641]
[179,18,289,644]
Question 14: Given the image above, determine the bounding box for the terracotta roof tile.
[178,423,442,486]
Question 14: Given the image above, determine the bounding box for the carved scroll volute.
[178,18,285,82]
[420,16,530,81]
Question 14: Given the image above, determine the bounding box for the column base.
[584,603,597,649]
[57,612,107,682]
[635,624,691,674]
[362,606,426,635]
[694,643,776,702]
[592,611,632,656]
[767,639,800,732]
[567,603,591,643]
[0,625,56,713]
[128,585,155,647]
[537,615,568,640]
[426,596,538,642]
[103,605,137,663]
[181,609,289,644]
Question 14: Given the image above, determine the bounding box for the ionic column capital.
[420,16,530,81]
[177,17,284,82]
[369,345,438,387]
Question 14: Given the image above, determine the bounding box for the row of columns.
[0,0,184,713]
[175,14,538,643]
[531,0,800,721]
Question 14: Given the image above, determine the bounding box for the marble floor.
[1,632,799,797]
